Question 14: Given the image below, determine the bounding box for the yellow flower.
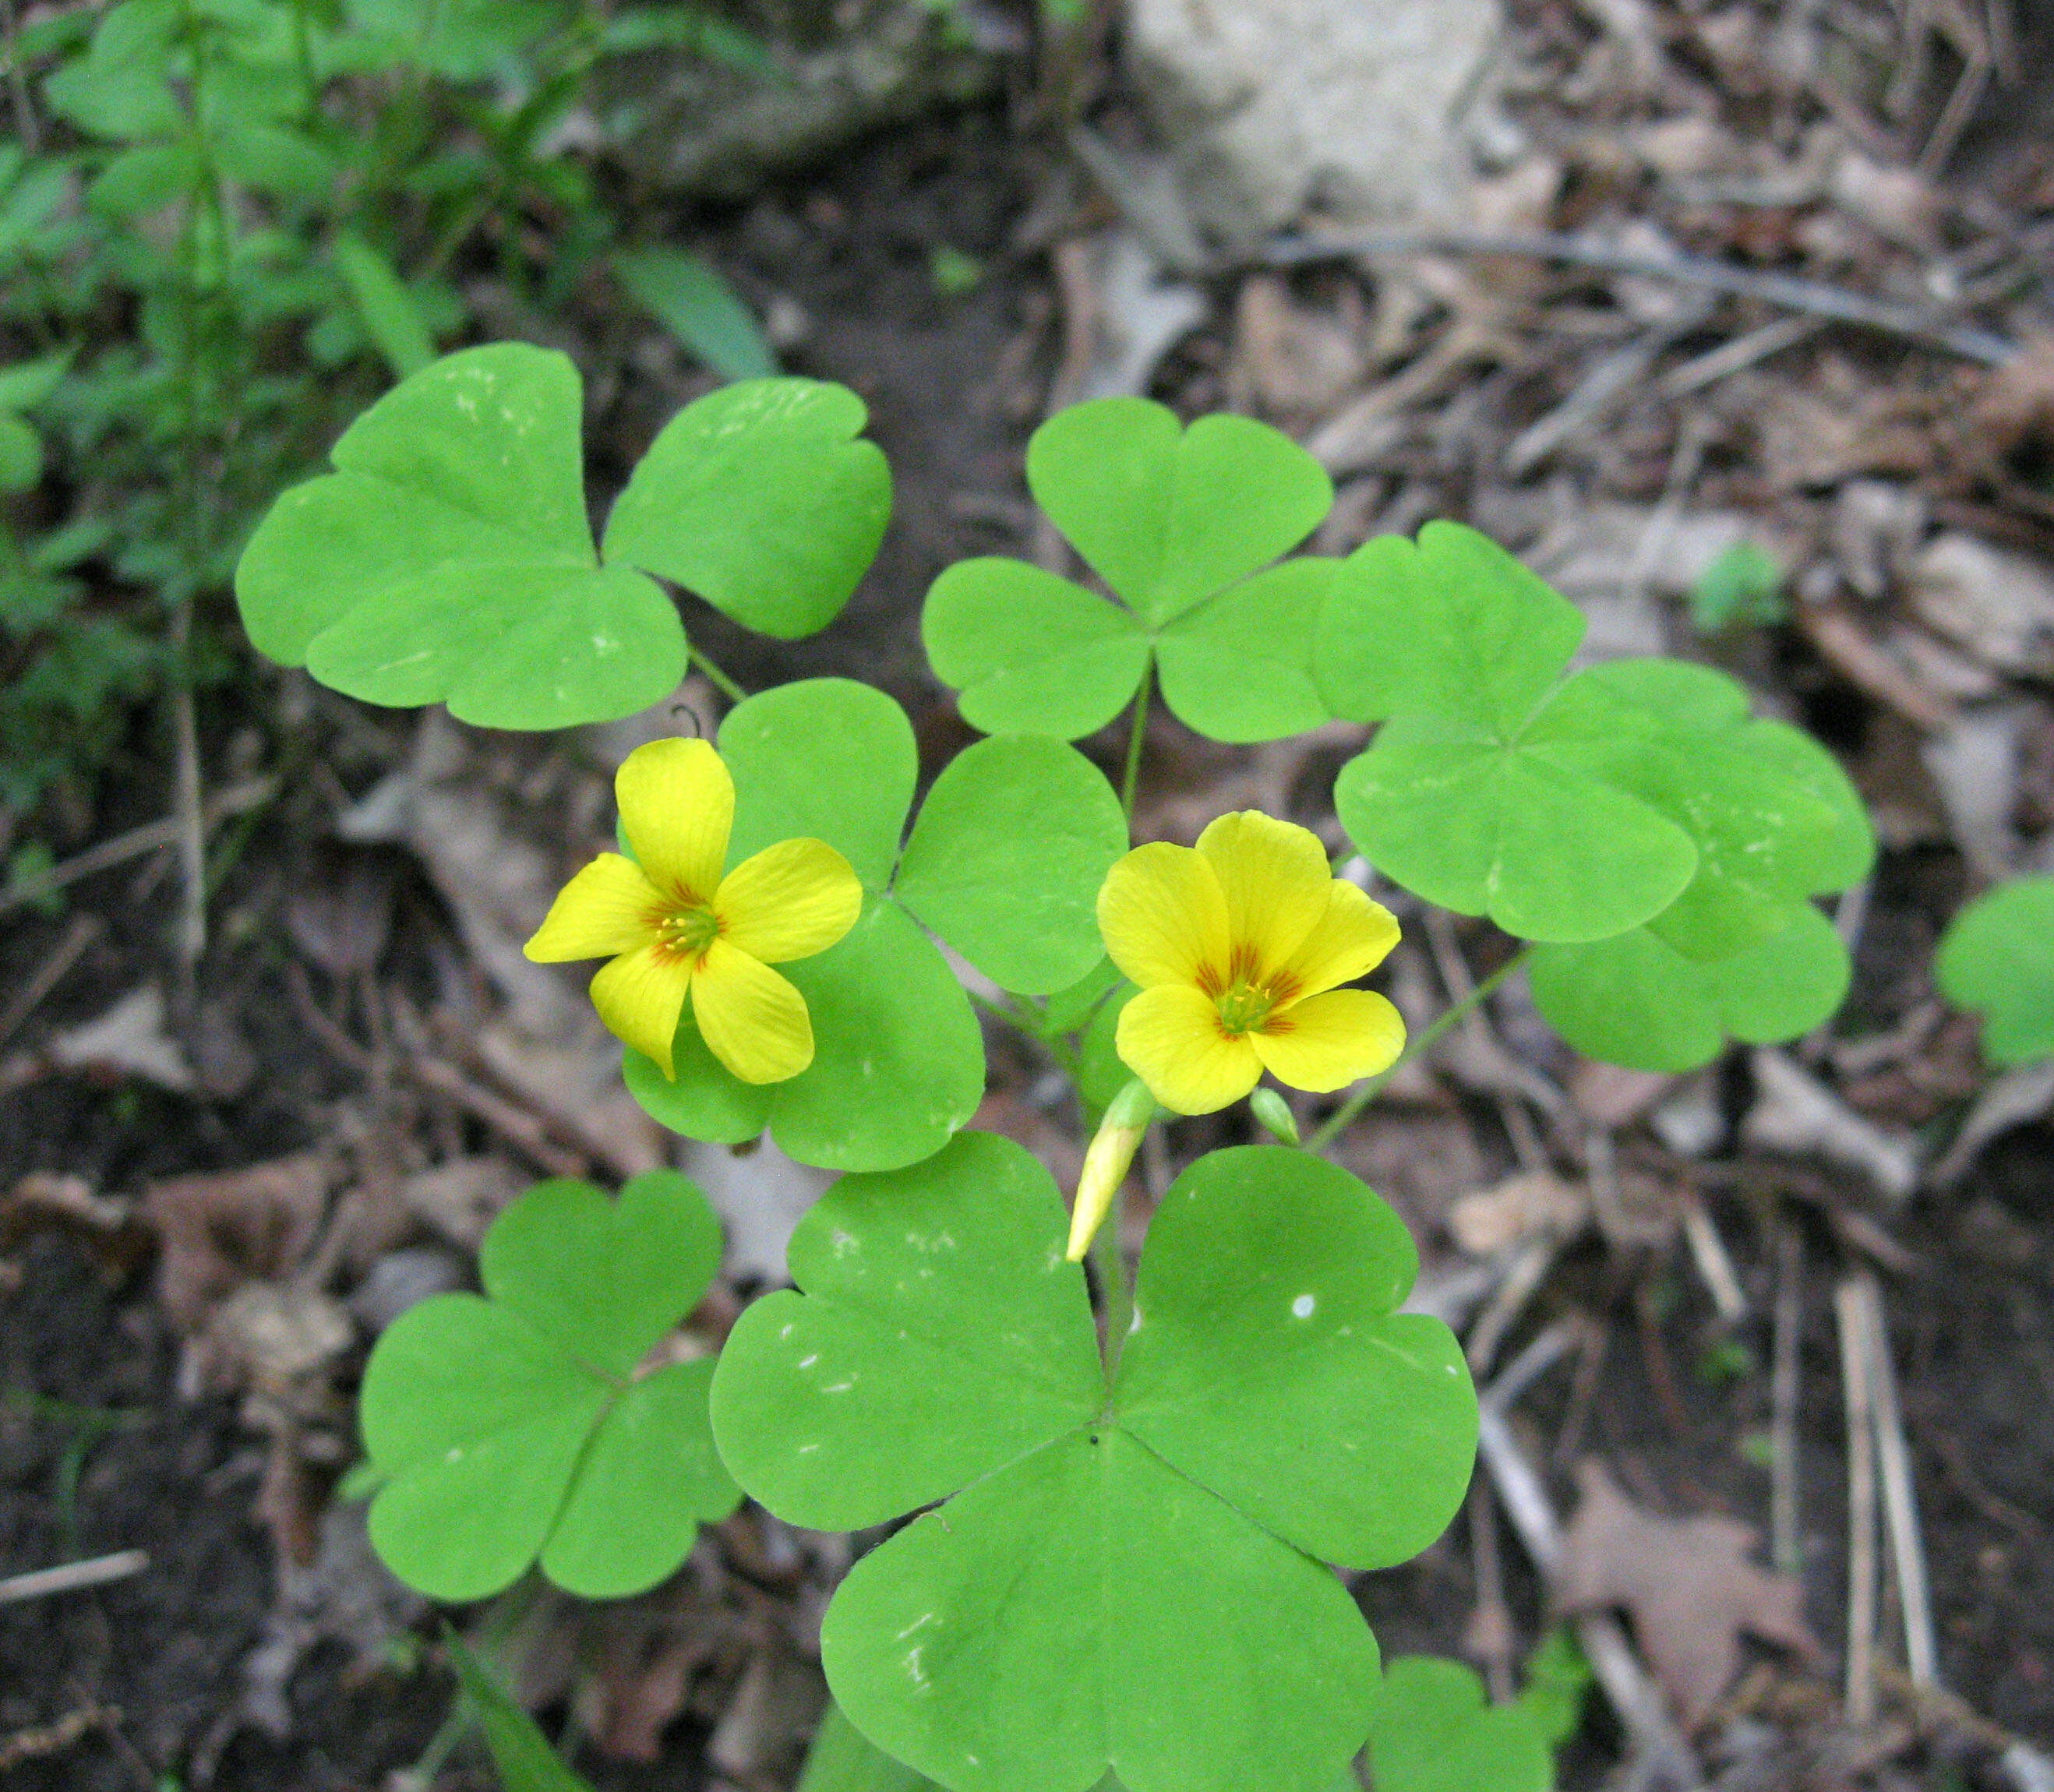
[1097,811,1406,1116]
[524,739,863,1085]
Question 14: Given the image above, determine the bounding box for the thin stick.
[1679,1197,1749,1324]
[1857,1273,1939,1688]
[1465,1236,1556,1375]
[0,1549,148,1605]
[1770,1225,1803,1576]
[1120,665,1152,821]
[0,776,275,919]
[1836,1275,1880,1726]
[687,645,747,705]
[0,915,101,1049]
[1467,1475,1515,1703]
[1305,948,1532,1152]
[1475,1407,1706,1789]
[1262,228,2018,365]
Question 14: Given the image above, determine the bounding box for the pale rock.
[1124,0,1498,244]
[686,1137,832,1285]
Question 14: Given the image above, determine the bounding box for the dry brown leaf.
[1557,1459,1819,1730]
[48,985,194,1092]
[398,1155,523,1250]
[1968,333,2054,466]
[283,842,396,978]
[145,1155,330,1334]
[1446,1172,1589,1256]
[1907,532,2054,680]
[0,1171,148,1279]
[1233,275,1364,419]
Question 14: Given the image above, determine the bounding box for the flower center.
[655,902,722,960]
[1214,979,1276,1037]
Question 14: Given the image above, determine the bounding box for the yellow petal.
[1196,810,1336,983]
[1251,988,1406,1094]
[524,854,663,962]
[690,940,813,1085]
[618,738,732,902]
[716,838,864,965]
[589,943,695,1079]
[1096,842,1230,991]
[1116,982,1262,1115]
[1272,879,1401,1001]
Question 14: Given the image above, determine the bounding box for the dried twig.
[0,914,101,1049]
[0,776,276,919]
[0,1706,119,1772]
[1836,1275,1881,1726]
[1679,1197,1748,1324]
[1262,228,2019,365]
[0,1548,149,1605]
[1770,1226,1804,1577]
[406,1055,589,1180]
[1854,1273,1940,1688]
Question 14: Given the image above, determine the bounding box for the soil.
[4,70,2054,1792]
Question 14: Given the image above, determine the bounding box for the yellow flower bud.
[1065,1079,1158,1263]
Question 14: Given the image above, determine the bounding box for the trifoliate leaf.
[1528,904,1851,1072]
[1026,399,1332,626]
[1936,876,2054,1065]
[922,399,1333,743]
[237,344,683,728]
[1315,523,1584,732]
[237,348,892,725]
[1564,660,1874,961]
[897,736,1128,993]
[923,559,1152,740]
[1155,559,1337,743]
[711,1136,1475,1792]
[360,1173,738,1601]
[1333,701,1698,944]
[602,378,888,639]
[1364,1656,1552,1792]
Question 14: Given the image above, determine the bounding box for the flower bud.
[1249,1085,1300,1146]
[1065,1078,1157,1263]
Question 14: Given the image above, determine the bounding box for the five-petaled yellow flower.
[1099,811,1406,1115]
[524,739,863,1085]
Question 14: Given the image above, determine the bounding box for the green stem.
[1304,947,1532,1153]
[688,644,748,704]
[965,985,1080,1077]
[1119,662,1152,821]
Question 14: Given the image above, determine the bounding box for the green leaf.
[800,1703,946,1792]
[614,245,777,383]
[0,413,41,493]
[235,344,686,728]
[1516,1627,1591,1749]
[719,678,918,889]
[332,232,436,379]
[1364,1657,1552,1792]
[0,350,72,413]
[602,378,890,640]
[1936,876,2054,1065]
[1528,904,1851,1072]
[360,1172,739,1601]
[214,118,337,197]
[86,142,199,216]
[447,1634,596,1792]
[1155,559,1335,743]
[1689,540,1785,632]
[1040,956,1123,1035]
[897,735,1128,993]
[1315,523,1584,731]
[1333,707,1698,944]
[923,403,1336,744]
[1075,981,1136,1113]
[627,897,986,1173]
[44,0,184,141]
[1564,661,1874,961]
[1025,399,1332,626]
[711,1137,1474,1792]
[923,559,1151,741]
